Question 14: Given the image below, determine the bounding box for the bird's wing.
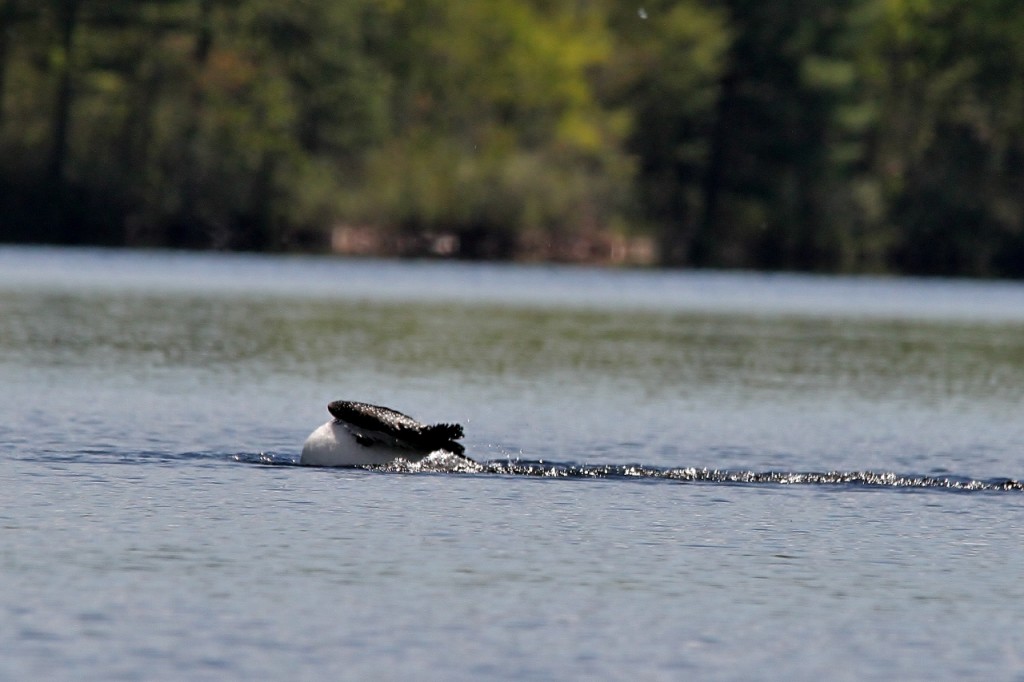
[328,400,464,453]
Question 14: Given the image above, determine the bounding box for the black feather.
[327,400,465,454]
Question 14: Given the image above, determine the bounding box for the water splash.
[233,452,1024,492]
[385,458,1023,491]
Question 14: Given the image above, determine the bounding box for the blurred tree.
[605,0,730,265]
[229,0,393,248]
[342,0,635,256]
[854,0,1024,276]
[47,0,79,191]
[0,0,1022,276]
[690,0,872,271]
[0,0,33,129]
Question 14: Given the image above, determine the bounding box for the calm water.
[2,247,1024,680]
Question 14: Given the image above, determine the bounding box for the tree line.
[1,0,1023,276]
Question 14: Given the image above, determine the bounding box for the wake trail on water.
[236,452,1024,492]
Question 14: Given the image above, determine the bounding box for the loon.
[300,400,466,467]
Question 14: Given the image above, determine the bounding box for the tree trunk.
[47,0,79,188]
[696,70,739,267]
[0,1,12,129]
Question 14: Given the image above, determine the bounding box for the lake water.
[2,246,1024,680]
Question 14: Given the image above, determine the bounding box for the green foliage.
[346,0,635,247]
[849,0,1024,275]
[606,1,731,263]
[0,0,1023,275]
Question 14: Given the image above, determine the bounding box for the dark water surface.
[2,247,1024,680]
